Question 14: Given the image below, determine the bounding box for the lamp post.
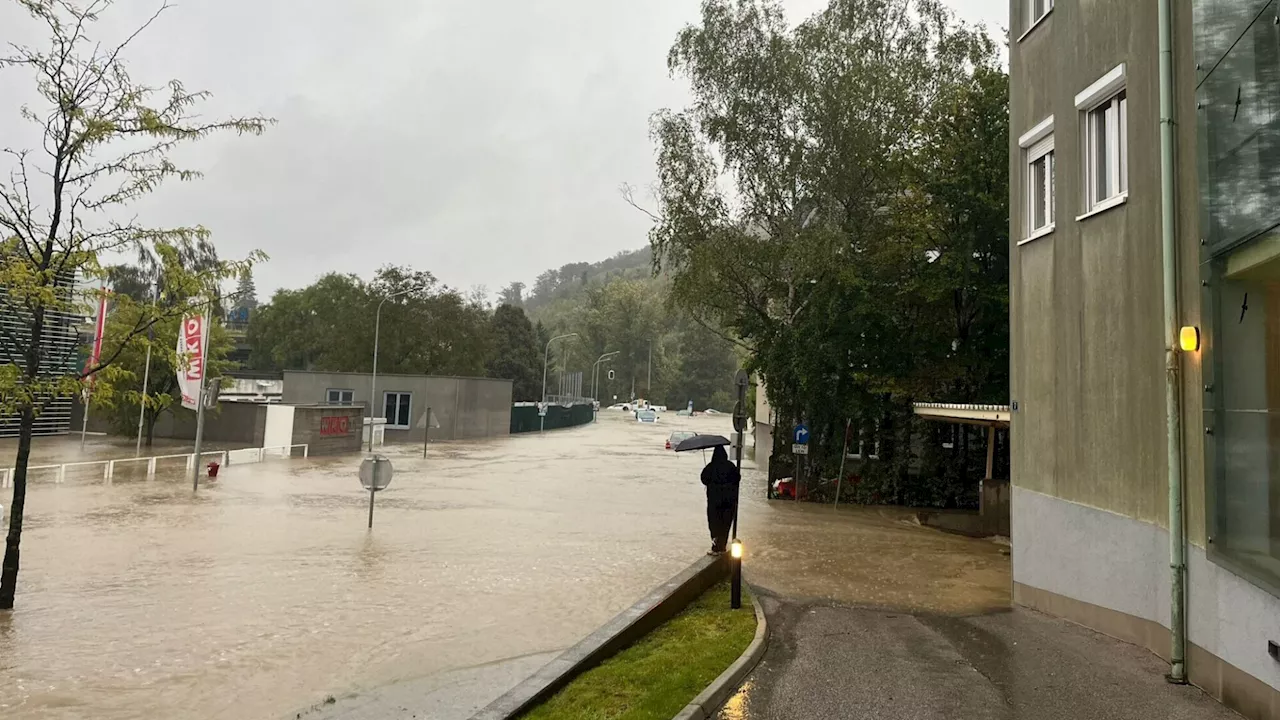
[370,287,417,451]
[541,333,578,432]
[592,351,619,422]
[592,351,619,399]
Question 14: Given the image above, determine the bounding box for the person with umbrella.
[674,433,740,555]
[701,445,740,554]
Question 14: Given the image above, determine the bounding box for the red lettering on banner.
[320,416,349,436]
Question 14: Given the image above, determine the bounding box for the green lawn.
[520,580,756,720]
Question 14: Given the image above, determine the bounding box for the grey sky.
[1,0,1007,299]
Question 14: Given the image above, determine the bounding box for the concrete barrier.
[469,554,730,720]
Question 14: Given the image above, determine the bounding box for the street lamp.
[592,351,620,401]
[369,287,418,451]
[541,333,578,432]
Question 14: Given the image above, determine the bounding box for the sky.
[0,0,1008,299]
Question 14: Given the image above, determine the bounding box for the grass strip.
[520,580,755,720]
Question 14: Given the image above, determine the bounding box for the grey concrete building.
[281,371,512,442]
[1010,1,1280,716]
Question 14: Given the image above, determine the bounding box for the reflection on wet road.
[0,413,730,720]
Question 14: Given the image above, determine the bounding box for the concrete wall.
[282,371,512,442]
[1009,1,1279,716]
[290,405,362,456]
[73,397,268,446]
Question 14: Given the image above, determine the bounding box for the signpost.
[417,407,440,458]
[359,455,394,528]
[730,370,750,609]
[792,422,810,502]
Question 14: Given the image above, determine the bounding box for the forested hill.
[498,247,654,316]
[498,246,742,411]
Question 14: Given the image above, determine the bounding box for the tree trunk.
[145,410,156,448]
[1,406,35,610]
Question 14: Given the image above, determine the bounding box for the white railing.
[0,444,309,488]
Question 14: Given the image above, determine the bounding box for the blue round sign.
[793,423,810,444]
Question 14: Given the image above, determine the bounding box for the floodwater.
[0,412,732,720]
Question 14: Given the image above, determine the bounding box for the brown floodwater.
[0,412,733,720]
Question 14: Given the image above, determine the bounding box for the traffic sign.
[792,443,809,455]
[793,423,810,445]
[734,369,750,387]
[732,400,747,433]
[359,456,394,491]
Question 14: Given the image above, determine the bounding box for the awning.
[912,402,1010,428]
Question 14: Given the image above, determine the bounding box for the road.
[0,411,730,720]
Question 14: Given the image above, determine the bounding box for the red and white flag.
[85,291,110,388]
[177,314,207,410]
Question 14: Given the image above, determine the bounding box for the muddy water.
[0,413,732,720]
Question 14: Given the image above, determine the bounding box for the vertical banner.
[177,314,207,410]
[85,292,110,386]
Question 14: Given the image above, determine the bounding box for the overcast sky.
[0,0,1007,299]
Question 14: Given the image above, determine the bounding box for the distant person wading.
[701,446,740,554]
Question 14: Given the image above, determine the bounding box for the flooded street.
[0,412,734,720]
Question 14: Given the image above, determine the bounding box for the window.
[1028,0,1052,28]
[383,392,412,429]
[326,388,354,405]
[1019,116,1055,241]
[1075,64,1128,214]
[1206,238,1280,590]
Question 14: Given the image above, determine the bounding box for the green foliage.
[647,0,1009,505]
[248,266,493,377]
[487,304,542,401]
[0,0,270,608]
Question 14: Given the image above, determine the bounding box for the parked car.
[636,408,659,423]
[666,430,697,450]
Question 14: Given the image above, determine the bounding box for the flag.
[85,291,110,388]
[177,314,207,410]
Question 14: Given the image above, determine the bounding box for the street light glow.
[730,540,743,559]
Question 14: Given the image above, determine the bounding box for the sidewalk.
[716,499,1237,720]
[714,596,1236,720]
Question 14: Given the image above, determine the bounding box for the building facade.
[0,273,85,438]
[281,370,513,442]
[1010,1,1280,716]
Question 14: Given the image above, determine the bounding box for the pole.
[541,333,578,432]
[647,341,652,397]
[368,482,376,529]
[79,392,91,450]
[135,343,152,456]
[423,406,431,458]
[1157,0,1186,685]
[730,371,748,610]
[370,297,387,452]
[834,418,850,510]
[191,313,210,492]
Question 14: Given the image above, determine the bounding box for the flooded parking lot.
[0,412,734,720]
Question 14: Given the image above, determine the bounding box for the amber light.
[1179,326,1200,352]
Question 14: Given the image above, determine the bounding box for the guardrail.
[0,444,309,488]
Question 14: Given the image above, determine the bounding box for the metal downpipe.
[1158,0,1187,685]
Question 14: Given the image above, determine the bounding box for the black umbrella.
[674,434,731,452]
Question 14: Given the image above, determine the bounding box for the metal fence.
[0,444,309,488]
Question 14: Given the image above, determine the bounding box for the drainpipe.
[1158,0,1187,685]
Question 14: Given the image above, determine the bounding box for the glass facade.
[1197,0,1280,591]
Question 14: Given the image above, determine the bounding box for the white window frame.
[1018,115,1056,244]
[1019,0,1053,41]
[382,391,412,430]
[326,388,354,405]
[1076,64,1129,218]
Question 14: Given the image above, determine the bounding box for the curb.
[469,554,729,720]
[671,584,770,720]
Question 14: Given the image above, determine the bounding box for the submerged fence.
[0,444,309,489]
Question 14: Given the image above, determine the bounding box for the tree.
[247,265,493,376]
[643,0,1006,502]
[486,304,542,401]
[498,281,525,307]
[0,0,269,609]
[234,267,258,312]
